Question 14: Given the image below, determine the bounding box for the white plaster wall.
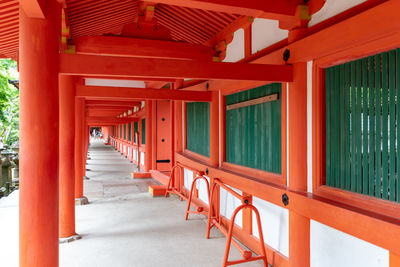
[307,61,313,193]
[219,186,242,228]
[310,220,389,267]
[133,149,136,160]
[197,175,210,205]
[251,18,288,54]
[140,152,144,165]
[252,197,289,257]
[309,0,367,27]
[223,28,245,63]
[183,168,194,190]
[85,78,146,88]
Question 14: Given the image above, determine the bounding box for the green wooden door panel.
[134,121,138,143]
[128,123,132,141]
[186,102,210,157]
[142,119,146,144]
[226,83,281,174]
[326,48,400,202]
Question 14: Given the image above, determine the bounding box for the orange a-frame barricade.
[207,179,268,267]
[165,164,185,199]
[185,172,211,220]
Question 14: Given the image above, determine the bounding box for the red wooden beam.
[86,100,141,107]
[253,0,400,65]
[87,116,132,125]
[76,85,213,102]
[59,54,293,82]
[152,0,296,19]
[86,106,130,111]
[75,36,215,61]
[20,0,46,19]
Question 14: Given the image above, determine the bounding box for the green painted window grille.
[120,125,122,139]
[124,124,127,140]
[226,83,281,174]
[128,123,132,141]
[134,121,138,143]
[142,119,146,145]
[186,102,210,157]
[325,48,400,202]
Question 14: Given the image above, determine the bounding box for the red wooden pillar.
[59,75,78,240]
[19,1,61,266]
[210,91,219,167]
[174,80,184,190]
[151,101,157,170]
[288,63,310,267]
[145,100,152,171]
[74,97,87,204]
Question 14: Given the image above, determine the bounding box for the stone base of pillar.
[59,234,82,244]
[84,176,90,180]
[75,196,89,205]
[87,157,91,160]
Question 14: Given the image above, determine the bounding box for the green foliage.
[0,59,19,146]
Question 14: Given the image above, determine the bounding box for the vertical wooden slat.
[334,66,341,187]
[330,67,337,187]
[375,54,382,199]
[345,63,351,190]
[340,64,346,188]
[382,52,389,200]
[368,56,376,196]
[356,59,362,193]
[362,58,369,194]
[351,61,357,191]
[326,68,332,186]
[397,48,400,203]
[389,50,396,201]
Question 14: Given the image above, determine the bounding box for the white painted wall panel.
[251,18,288,54]
[220,186,242,228]
[223,28,245,63]
[85,78,146,88]
[197,175,210,205]
[140,152,144,165]
[252,197,289,257]
[183,168,194,190]
[309,0,367,27]
[310,220,389,267]
[133,149,136,160]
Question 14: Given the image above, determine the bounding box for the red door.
[156,100,171,171]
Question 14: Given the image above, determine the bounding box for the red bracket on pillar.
[185,172,211,220]
[207,179,268,267]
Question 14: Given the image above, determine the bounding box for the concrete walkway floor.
[0,139,265,267]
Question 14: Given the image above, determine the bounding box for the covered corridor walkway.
[1,139,263,267]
